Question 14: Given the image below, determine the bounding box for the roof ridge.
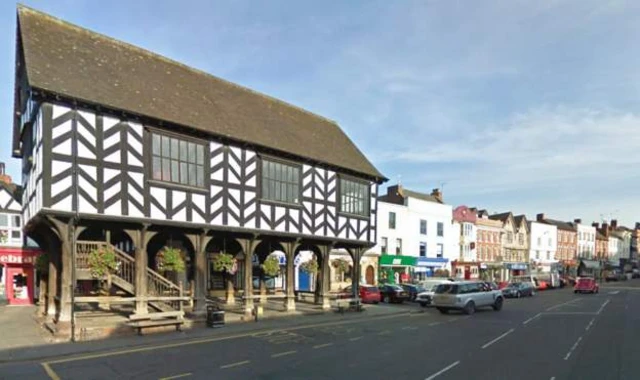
[16,5,340,127]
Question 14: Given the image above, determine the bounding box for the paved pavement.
[0,305,50,350]
[2,282,640,379]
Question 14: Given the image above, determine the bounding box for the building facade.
[573,219,596,260]
[372,185,453,283]
[537,214,578,276]
[12,6,386,334]
[475,209,504,281]
[451,205,479,280]
[528,220,558,273]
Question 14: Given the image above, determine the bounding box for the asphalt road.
[3,282,640,380]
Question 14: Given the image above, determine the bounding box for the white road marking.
[377,330,391,335]
[550,377,556,380]
[585,318,595,331]
[220,360,250,369]
[523,313,542,325]
[159,373,192,380]
[597,299,611,315]
[564,336,583,360]
[402,326,418,330]
[424,360,461,380]
[546,298,581,311]
[271,350,297,358]
[349,336,364,342]
[313,343,334,349]
[481,328,515,349]
[429,322,443,326]
[608,291,620,295]
[545,312,598,315]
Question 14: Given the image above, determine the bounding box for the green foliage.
[300,258,319,274]
[35,253,49,275]
[212,252,236,274]
[156,246,186,273]
[88,246,118,278]
[332,258,350,273]
[0,230,7,244]
[261,255,281,277]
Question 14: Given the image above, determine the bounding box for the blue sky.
[1,0,639,226]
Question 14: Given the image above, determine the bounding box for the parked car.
[605,271,627,282]
[400,284,426,302]
[574,277,599,294]
[378,284,410,303]
[502,282,536,298]
[339,285,380,304]
[432,281,504,315]
[416,280,453,307]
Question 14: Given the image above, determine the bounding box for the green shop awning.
[379,255,416,267]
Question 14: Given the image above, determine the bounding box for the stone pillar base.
[285,297,296,312]
[321,296,331,310]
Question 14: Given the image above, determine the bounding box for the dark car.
[378,285,410,303]
[502,282,535,298]
[400,284,426,302]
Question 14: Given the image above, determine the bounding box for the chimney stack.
[611,219,618,229]
[536,213,545,222]
[0,162,11,184]
[592,222,599,229]
[431,188,443,203]
[635,222,640,230]
[574,218,582,224]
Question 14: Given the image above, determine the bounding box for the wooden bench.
[128,311,185,335]
[332,298,364,314]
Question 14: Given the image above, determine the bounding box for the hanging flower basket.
[156,246,186,273]
[261,255,281,277]
[332,258,350,274]
[0,230,7,244]
[212,252,237,274]
[300,258,319,275]
[88,246,118,278]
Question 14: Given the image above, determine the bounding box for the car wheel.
[437,307,449,314]
[420,302,427,307]
[493,297,503,311]
[463,301,476,315]
[384,296,390,303]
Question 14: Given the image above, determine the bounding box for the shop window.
[151,132,206,188]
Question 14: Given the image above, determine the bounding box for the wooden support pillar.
[193,231,210,315]
[351,248,363,302]
[127,226,155,315]
[239,237,259,319]
[283,241,299,312]
[319,245,332,310]
[47,251,58,318]
[50,219,73,322]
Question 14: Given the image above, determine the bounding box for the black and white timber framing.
[21,102,379,244]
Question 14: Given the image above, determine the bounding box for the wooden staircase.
[75,241,189,334]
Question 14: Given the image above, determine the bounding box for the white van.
[416,279,454,307]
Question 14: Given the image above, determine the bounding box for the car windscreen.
[365,287,379,292]
[435,284,458,294]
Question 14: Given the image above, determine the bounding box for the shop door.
[464,266,471,280]
[298,270,311,291]
[7,267,32,305]
[365,266,374,285]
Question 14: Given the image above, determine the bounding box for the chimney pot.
[430,188,443,202]
[611,219,618,228]
[592,222,599,228]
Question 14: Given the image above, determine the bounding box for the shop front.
[505,262,529,277]
[0,247,42,305]
[578,259,601,279]
[379,255,414,284]
[416,257,450,279]
[451,260,481,280]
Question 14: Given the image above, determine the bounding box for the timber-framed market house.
[12,6,386,337]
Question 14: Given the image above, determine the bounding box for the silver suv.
[432,281,504,315]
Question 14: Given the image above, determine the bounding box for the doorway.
[365,265,375,285]
[7,267,32,305]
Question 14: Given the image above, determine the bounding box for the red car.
[340,285,380,304]
[574,277,599,294]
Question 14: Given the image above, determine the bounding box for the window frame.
[337,175,371,218]
[436,243,444,258]
[419,242,427,257]
[389,212,396,230]
[258,155,303,207]
[437,222,444,237]
[147,127,209,192]
[396,238,402,255]
[420,219,427,235]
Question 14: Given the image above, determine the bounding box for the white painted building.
[528,221,558,271]
[608,234,624,265]
[371,185,453,281]
[574,219,596,259]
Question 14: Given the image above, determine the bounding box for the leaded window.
[151,133,205,188]
[340,178,369,216]
[261,159,300,204]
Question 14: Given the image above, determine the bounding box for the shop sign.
[0,254,36,264]
[379,255,416,266]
